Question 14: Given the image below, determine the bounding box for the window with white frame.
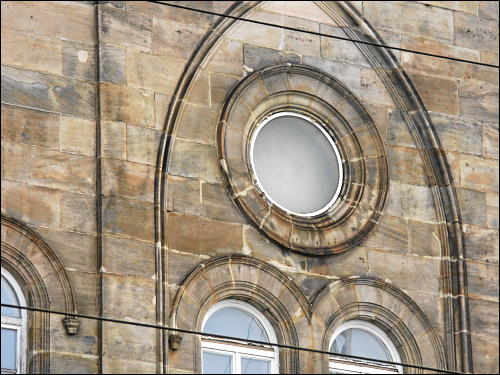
[201,300,279,374]
[329,321,402,374]
[1,267,27,375]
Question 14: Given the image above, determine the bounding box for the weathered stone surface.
[262,1,334,24]
[463,224,499,264]
[1,104,60,149]
[386,180,437,222]
[243,44,301,71]
[101,121,126,160]
[320,24,371,67]
[388,109,417,148]
[61,116,96,157]
[101,158,155,202]
[1,1,95,43]
[454,12,499,52]
[103,324,156,363]
[469,298,499,338]
[205,38,243,77]
[228,11,282,49]
[466,260,499,298]
[61,191,96,234]
[102,235,155,278]
[102,356,156,374]
[303,56,362,92]
[307,246,368,278]
[364,1,454,43]
[154,92,171,131]
[201,182,246,224]
[459,154,499,193]
[483,122,499,159]
[430,112,483,155]
[103,274,156,321]
[102,196,154,241]
[167,250,208,286]
[153,18,205,60]
[408,220,441,257]
[458,82,499,123]
[283,16,321,58]
[167,213,243,255]
[177,103,219,145]
[127,50,185,95]
[1,141,30,183]
[99,6,152,52]
[387,145,428,185]
[209,72,238,110]
[456,188,487,226]
[29,148,95,194]
[417,1,477,14]
[486,193,499,229]
[1,180,61,228]
[100,83,154,127]
[364,214,408,252]
[50,353,98,374]
[471,333,500,374]
[410,72,458,115]
[51,318,98,356]
[359,68,395,107]
[126,125,161,166]
[99,44,127,85]
[170,139,221,184]
[187,70,210,107]
[1,66,95,119]
[62,40,95,81]
[478,1,499,21]
[167,174,200,216]
[243,225,295,267]
[1,27,62,75]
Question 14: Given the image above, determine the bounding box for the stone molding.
[1,215,81,373]
[217,64,388,255]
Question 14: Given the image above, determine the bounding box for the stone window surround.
[217,64,388,256]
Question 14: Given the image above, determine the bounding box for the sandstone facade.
[1,1,498,374]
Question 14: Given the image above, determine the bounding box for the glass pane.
[1,328,17,370]
[252,114,341,215]
[331,328,392,362]
[1,276,20,317]
[204,307,269,342]
[203,351,232,374]
[241,357,271,374]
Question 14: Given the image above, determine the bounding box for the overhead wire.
[148,1,499,69]
[1,303,460,374]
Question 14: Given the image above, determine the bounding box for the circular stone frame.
[216,65,388,255]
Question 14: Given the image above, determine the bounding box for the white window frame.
[328,320,402,374]
[201,299,279,374]
[1,267,27,375]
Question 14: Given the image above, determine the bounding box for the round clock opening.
[250,112,343,216]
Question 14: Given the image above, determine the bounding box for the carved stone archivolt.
[216,64,388,256]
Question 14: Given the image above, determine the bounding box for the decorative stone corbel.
[63,316,81,335]
[169,333,183,351]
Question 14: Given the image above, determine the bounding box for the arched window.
[201,300,279,374]
[329,320,402,374]
[1,267,27,374]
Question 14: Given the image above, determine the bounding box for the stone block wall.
[1,1,498,374]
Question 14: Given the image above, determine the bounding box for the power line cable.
[146,1,499,69]
[1,303,460,374]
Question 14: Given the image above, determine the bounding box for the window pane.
[241,357,271,374]
[1,328,17,370]
[203,351,232,374]
[1,276,20,318]
[204,307,269,342]
[331,328,392,362]
[252,114,341,215]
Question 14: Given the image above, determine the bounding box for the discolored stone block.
[307,246,368,278]
[127,50,185,95]
[103,323,156,363]
[459,154,499,193]
[483,122,499,159]
[1,65,95,119]
[177,103,219,145]
[186,70,210,108]
[102,196,154,241]
[456,188,487,226]
[61,191,96,234]
[478,1,499,21]
[62,40,96,81]
[126,125,161,166]
[166,213,243,255]
[101,158,155,202]
[320,24,371,67]
[50,352,98,374]
[102,357,156,374]
[418,1,477,14]
[388,109,416,148]
[170,139,221,184]
[387,145,428,185]
[408,220,441,257]
[29,148,95,194]
[303,56,362,93]
[283,16,321,59]
[201,182,246,224]
[209,72,238,110]
[60,116,96,157]
[1,27,62,75]
[153,18,205,60]
[410,72,458,115]
[205,38,243,77]
[99,6,152,52]
[244,44,301,71]
[100,83,154,127]
[154,92,171,131]
[386,180,437,222]
[486,193,499,229]
[167,250,208,286]
[166,174,201,216]
[99,44,126,85]
[229,11,282,49]
[101,121,126,160]
[463,225,499,264]
[1,141,30,183]
[454,12,499,52]
[471,333,500,374]
[466,260,499,298]
[364,214,408,253]
[469,298,499,338]
[103,235,155,278]
[458,82,499,123]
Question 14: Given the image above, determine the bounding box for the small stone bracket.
[169,333,183,351]
[63,316,81,335]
